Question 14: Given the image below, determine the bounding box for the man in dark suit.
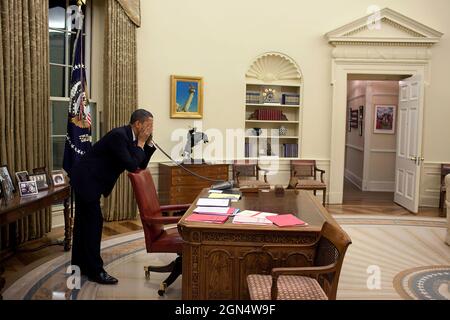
[70,109,156,284]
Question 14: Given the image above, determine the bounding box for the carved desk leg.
[63,198,72,252]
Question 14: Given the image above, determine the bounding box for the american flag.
[62,8,92,177]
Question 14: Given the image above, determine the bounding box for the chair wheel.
[145,270,150,280]
[158,283,167,296]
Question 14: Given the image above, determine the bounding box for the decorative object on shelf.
[252,128,262,136]
[18,181,39,197]
[374,105,396,134]
[171,75,203,119]
[262,88,276,104]
[279,126,288,136]
[359,105,364,136]
[0,165,16,193]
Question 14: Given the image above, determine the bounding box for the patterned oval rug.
[394,266,450,300]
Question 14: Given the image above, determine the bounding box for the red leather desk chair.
[128,169,191,296]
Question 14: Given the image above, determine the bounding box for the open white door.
[394,75,424,213]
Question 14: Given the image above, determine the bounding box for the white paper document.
[196,198,230,207]
[232,210,278,225]
[194,207,233,214]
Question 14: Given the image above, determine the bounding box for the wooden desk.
[158,163,229,205]
[178,189,337,300]
[0,185,72,299]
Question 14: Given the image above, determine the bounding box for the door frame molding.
[324,8,443,204]
[329,61,428,204]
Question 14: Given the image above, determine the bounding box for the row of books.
[281,94,300,105]
[246,91,260,104]
[251,109,286,121]
[282,143,298,158]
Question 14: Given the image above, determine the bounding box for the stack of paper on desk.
[193,207,239,216]
[185,214,229,224]
[232,210,278,225]
[196,198,230,207]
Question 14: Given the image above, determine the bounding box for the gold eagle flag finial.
[77,0,87,7]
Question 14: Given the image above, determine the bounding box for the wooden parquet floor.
[326,180,443,217]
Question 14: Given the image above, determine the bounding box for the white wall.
[136,0,450,168]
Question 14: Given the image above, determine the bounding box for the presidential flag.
[62,7,92,177]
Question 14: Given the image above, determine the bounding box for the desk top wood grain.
[178,188,336,233]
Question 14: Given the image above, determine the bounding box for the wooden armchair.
[247,221,351,300]
[290,160,327,206]
[232,161,269,188]
[439,164,450,212]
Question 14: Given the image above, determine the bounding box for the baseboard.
[328,192,343,205]
[419,195,440,208]
[344,169,362,190]
[365,180,395,192]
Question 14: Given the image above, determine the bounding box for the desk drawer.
[171,175,228,186]
[171,166,228,177]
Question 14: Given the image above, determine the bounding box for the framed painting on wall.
[170,75,203,119]
[374,105,396,134]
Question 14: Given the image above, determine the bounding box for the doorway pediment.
[326,8,443,46]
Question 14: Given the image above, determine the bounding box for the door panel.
[394,75,424,213]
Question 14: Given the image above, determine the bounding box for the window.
[49,0,97,170]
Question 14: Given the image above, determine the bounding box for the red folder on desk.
[186,214,229,224]
[267,214,308,227]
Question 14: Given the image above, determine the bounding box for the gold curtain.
[0,0,51,250]
[103,0,139,221]
[116,0,140,27]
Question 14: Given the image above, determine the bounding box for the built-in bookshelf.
[244,52,303,159]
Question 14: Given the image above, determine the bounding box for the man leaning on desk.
[70,109,156,285]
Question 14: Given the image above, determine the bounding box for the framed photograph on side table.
[0,165,16,193]
[19,181,39,197]
[28,173,49,191]
[51,171,67,187]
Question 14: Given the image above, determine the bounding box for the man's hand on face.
[137,119,153,149]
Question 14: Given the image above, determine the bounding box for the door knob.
[409,156,417,162]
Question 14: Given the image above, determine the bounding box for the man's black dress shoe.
[87,271,119,285]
